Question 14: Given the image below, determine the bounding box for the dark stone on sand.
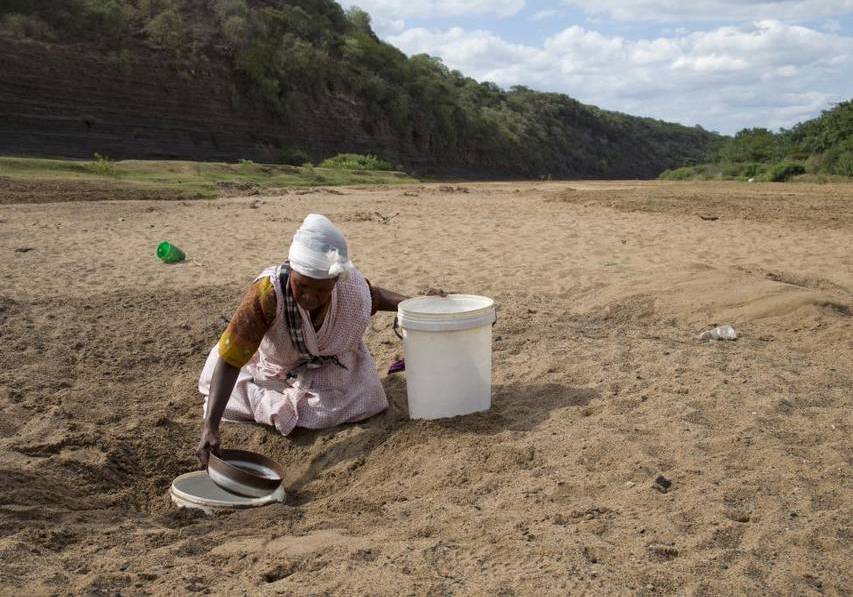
[653,475,672,493]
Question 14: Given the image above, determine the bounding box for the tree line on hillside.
[0,0,716,178]
[661,100,853,182]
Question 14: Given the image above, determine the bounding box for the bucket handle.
[393,311,497,340]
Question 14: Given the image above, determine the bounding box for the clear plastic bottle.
[698,324,737,341]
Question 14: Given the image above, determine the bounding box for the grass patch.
[319,153,394,171]
[0,156,414,197]
[659,164,722,181]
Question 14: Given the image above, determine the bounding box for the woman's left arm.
[371,286,409,312]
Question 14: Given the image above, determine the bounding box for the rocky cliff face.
[2,39,258,161]
[0,38,427,166]
[0,37,708,177]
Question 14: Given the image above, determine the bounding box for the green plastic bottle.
[157,241,186,263]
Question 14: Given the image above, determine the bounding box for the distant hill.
[662,100,852,181]
[0,0,718,178]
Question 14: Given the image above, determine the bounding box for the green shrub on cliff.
[0,13,55,40]
[144,8,184,50]
[710,128,785,163]
[1,0,129,42]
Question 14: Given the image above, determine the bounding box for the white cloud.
[387,20,853,134]
[531,9,560,21]
[373,16,407,34]
[561,0,853,21]
[822,19,843,32]
[338,0,525,19]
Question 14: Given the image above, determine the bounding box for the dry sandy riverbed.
[0,181,851,595]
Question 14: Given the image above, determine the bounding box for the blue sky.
[339,1,853,134]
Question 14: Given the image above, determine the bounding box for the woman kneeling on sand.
[196,214,408,465]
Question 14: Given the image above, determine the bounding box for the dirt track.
[0,176,196,204]
[1,181,850,595]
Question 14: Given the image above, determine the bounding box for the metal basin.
[207,449,285,498]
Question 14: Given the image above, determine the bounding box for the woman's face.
[290,271,337,312]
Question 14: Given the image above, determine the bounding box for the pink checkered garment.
[198,266,388,434]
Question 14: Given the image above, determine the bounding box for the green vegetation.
[659,164,722,181]
[0,156,413,197]
[661,100,853,181]
[319,153,394,171]
[0,0,715,178]
[277,146,312,166]
[91,152,117,176]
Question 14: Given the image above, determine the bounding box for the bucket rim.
[398,294,494,318]
[397,294,496,332]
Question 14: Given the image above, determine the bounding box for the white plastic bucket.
[396,294,496,420]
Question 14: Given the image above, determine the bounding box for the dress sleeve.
[217,277,278,368]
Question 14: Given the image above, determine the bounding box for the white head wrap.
[288,214,355,281]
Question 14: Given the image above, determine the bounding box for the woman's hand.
[424,287,448,297]
[196,424,221,467]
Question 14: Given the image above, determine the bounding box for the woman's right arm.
[196,359,240,466]
[195,277,278,466]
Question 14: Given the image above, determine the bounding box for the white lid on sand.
[170,471,285,514]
